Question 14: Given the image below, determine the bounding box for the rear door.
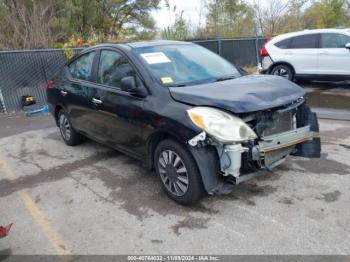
[64,51,96,135]
[87,49,150,157]
[284,34,319,75]
[318,33,350,75]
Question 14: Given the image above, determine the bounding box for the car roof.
[270,28,350,43]
[124,40,191,48]
[72,40,195,63]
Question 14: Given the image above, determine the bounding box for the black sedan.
[47,40,321,205]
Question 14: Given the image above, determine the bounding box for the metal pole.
[254,38,260,67]
[218,39,222,56]
[0,87,7,114]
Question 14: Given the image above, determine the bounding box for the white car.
[260,28,350,81]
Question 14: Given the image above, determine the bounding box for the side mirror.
[346,43,350,50]
[121,76,137,92]
[121,76,147,98]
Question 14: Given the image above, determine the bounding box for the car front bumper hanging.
[188,105,321,194]
[259,125,319,156]
[218,125,319,183]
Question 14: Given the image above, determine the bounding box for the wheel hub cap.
[273,68,289,78]
[165,164,178,182]
[158,150,189,197]
[59,114,71,141]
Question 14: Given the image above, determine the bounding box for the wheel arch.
[268,61,296,75]
[54,105,64,126]
[146,130,185,169]
[147,130,223,194]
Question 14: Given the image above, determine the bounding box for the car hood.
[169,75,305,113]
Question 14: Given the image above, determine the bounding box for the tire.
[57,109,84,146]
[154,139,205,205]
[270,64,294,81]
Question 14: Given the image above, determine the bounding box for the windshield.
[133,44,241,87]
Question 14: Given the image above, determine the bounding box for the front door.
[318,33,350,76]
[88,49,150,157]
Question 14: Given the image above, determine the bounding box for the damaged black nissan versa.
[47,40,321,205]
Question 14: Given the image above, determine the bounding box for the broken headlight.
[187,107,257,143]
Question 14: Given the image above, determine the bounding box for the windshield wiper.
[172,75,235,87]
[173,84,187,87]
[214,75,236,82]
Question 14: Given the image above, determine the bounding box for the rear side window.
[69,51,95,81]
[289,34,318,49]
[275,38,291,49]
[320,33,350,48]
[97,50,136,88]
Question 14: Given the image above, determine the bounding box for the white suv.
[260,28,350,81]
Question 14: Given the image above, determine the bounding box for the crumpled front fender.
[188,145,234,195]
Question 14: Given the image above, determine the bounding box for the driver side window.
[97,50,136,88]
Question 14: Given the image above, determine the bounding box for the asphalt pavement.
[0,112,349,255]
[303,81,350,120]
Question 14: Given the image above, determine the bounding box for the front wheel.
[154,139,205,205]
[270,64,294,81]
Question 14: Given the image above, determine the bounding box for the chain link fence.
[0,38,266,113]
[192,38,266,68]
[0,48,82,113]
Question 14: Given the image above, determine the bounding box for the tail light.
[260,37,272,57]
[46,80,54,89]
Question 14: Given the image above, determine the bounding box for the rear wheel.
[270,64,294,81]
[57,110,84,146]
[154,139,204,205]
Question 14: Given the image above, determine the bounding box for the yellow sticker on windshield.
[161,77,174,84]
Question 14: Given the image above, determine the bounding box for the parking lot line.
[0,154,71,256]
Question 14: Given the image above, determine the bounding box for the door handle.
[320,51,329,55]
[60,90,68,96]
[92,98,103,105]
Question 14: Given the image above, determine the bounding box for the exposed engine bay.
[188,99,321,188]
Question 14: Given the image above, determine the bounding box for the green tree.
[205,0,255,38]
[160,0,188,40]
[278,0,309,34]
[251,0,349,36]
[303,0,348,28]
[66,0,160,41]
[0,0,160,50]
